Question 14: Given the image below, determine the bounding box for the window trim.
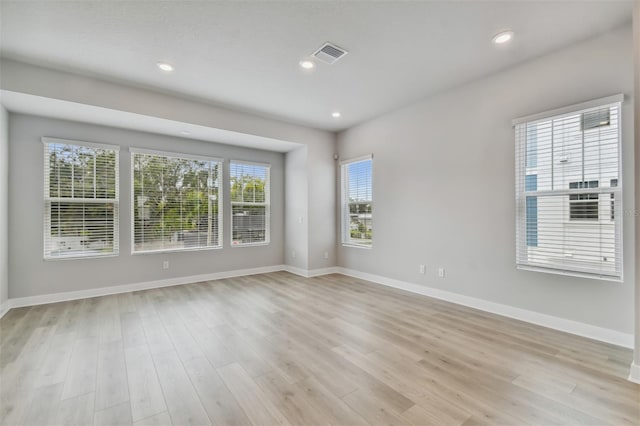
[229,159,271,247]
[130,148,224,254]
[514,97,624,281]
[42,137,120,260]
[340,154,373,249]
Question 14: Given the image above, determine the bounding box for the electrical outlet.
[163,260,169,270]
[323,251,329,259]
[419,264,426,274]
[292,250,296,259]
[438,267,445,278]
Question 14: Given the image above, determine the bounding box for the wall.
[633,1,640,371]
[0,59,337,276]
[337,25,635,334]
[285,145,309,270]
[307,141,337,270]
[0,105,7,310]
[8,114,285,298]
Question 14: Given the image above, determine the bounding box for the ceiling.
[0,1,633,132]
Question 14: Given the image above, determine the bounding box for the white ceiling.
[0,1,633,132]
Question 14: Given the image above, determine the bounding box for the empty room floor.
[1,271,638,426]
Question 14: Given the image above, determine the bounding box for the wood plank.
[217,363,291,426]
[254,370,331,425]
[124,345,167,422]
[61,336,99,399]
[54,391,95,426]
[152,350,211,426]
[94,401,134,426]
[182,356,252,426]
[95,340,130,411]
[133,411,173,426]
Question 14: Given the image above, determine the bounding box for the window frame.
[229,160,271,247]
[43,137,120,260]
[568,181,600,221]
[130,148,224,254]
[340,154,373,249]
[514,94,624,281]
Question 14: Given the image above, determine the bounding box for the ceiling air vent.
[312,42,348,65]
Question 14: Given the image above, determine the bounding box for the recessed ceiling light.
[157,62,174,72]
[492,30,514,45]
[332,112,341,118]
[299,60,315,69]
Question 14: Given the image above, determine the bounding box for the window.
[230,161,270,246]
[43,138,119,259]
[569,181,599,221]
[132,149,222,253]
[515,95,622,280]
[341,156,373,247]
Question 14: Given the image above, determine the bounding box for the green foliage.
[133,155,221,242]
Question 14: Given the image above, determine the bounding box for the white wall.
[8,114,285,298]
[633,2,640,369]
[307,141,337,270]
[285,145,309,270]
[337,25,635,334]
[0,105,8,309]
[0,59,337,276]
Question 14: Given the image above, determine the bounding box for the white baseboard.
[283,265,339,278]
[1,264,635,354]
[6,264,286,311]
[629,361,640,384]
[335,267,634,349]
[282,265,310,277]
[0,300,9,319]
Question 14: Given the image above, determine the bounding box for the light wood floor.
[1,272,638,426]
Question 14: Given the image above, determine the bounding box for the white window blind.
[230,161,270,246]
[341,155,373,247]
[43,138,119,259]
[132,149,222,253]
[515,97,623,280]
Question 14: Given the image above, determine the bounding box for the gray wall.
[0,106,8,306]
[9,114,285,298]
[634,2,640,365]
[337,25,635,334]
[307,140,337,270]
[1,59,338,276]
[285,146,309,270]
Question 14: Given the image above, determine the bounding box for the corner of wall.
[0,104,8,310]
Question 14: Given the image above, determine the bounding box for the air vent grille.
[313,42,348,65]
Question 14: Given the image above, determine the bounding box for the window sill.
[342,243,373,250]
[230,242,270,248]
[516,264,622,283]
[44,253,119,261]
[131,246,223,255]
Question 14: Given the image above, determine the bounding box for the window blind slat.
[230,161,270,246]
[341,157,373,247]
[515,102,622,279]
[43,140,119,259]
[132,151,222,253]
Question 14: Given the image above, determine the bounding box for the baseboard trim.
[283,265,339,278]
[0,300,9,320]
[1,265,634,351]
[629,361,640,384]
[282,265,310,277]
[335,267,634,349]
[7,264,286,310]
